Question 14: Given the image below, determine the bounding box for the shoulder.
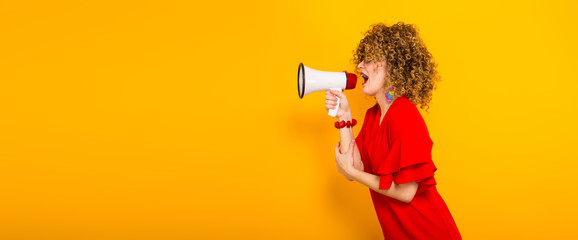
[388,96,430,138]
[388,96,421,120]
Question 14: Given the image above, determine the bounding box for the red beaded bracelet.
[334,119,357,129]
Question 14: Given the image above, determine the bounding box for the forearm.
[337,111,363,172]
[350,169,417,203]
[338,111,354,153]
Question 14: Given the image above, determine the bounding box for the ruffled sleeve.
[376,100,437,194]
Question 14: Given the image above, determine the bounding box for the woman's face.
[358,60,388,97]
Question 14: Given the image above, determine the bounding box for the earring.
[386,87,394,104]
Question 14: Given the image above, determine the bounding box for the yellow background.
[1,0,577,239]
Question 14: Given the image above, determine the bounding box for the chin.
[362,87,377,97]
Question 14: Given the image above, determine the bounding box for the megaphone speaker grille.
[298,63,305,99]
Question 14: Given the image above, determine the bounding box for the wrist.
[334,118,357,129]
[348,167,361,181]
[338,111,352,121]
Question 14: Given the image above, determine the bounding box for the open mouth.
[360,73,369,82]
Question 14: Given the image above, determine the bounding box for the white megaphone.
[298,63,357,117]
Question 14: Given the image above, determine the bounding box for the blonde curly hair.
[353,22,440,111]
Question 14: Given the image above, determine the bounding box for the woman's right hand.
[325,90,351,119]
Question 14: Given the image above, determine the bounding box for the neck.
[375,89,392,116]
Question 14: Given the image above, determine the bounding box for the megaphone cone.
[297,63,357,116]
[297,63,357,99]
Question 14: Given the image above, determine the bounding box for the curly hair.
[353,22,440,111]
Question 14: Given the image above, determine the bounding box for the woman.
[325,22,462,239]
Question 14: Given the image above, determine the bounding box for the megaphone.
[297,63,357,117]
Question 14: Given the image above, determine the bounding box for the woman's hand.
[325,90,351,119]
[334,140,357,181]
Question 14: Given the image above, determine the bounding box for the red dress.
[355,96,462,239]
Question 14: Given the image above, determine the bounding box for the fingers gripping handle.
[328,88,342,117]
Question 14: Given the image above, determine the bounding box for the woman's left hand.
[334,140,357,181]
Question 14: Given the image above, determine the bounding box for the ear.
[376,59,387,70]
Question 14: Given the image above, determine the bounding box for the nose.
[357,61,364,70]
